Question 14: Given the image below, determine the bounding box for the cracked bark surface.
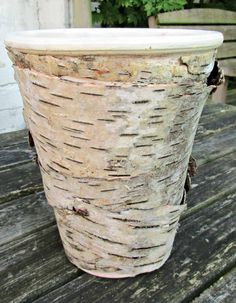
[8,48,216,277]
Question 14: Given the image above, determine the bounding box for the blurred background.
[0,0,236,133]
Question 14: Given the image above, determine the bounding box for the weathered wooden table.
[0,104,235,303]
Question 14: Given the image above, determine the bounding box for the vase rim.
[5,28,223,54]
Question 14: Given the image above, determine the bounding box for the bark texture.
[8,48,216,278]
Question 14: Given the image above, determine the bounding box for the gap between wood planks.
[191,267,236,303]
[0,157,236,247]
[1,190,235,303]
[0,148,236,246]
[0,150,235,302]
[31,191,236,303]
[179,232,236,303]
[0,104,236,204]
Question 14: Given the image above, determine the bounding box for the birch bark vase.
[5,29,223,278]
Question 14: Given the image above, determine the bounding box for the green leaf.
[92,0,187,27]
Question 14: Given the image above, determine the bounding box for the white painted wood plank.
[38,0,68,29]
[0,0,72,132]
[0,84,23,110]
[0,107,25,134]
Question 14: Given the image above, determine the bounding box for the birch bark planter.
[5,29,223,278]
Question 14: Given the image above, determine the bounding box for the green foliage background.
[93,0,186,27]
[93,0,236,27]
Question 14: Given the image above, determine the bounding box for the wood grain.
[0,226,80,303]
[0,139,235,302]
[158,9,236,24]
[0,141,32,171]
[0,162,42,204]
[73,0,92,28]
[0,129,27,148]
[33,192,236,303]
[217,42,236,59]
[219,59,236,77]
[193,268,236,303]
[0,191,53,245]
[193,127,236,165]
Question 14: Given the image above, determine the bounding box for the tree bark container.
[5,29,223,278]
